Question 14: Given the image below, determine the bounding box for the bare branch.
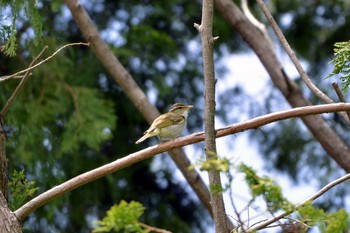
[1,46,47,117]
[0,42,89,82]
[255,0,338,109]
[199,0,229,231]
[138,222,172,233]
[241,0,275,52]
[14,103,350,222]
[332,82,350,122]
[214,0,350,170]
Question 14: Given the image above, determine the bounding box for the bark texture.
[0,114,8,201]
[199,0,229,231]
[0,192,22,233]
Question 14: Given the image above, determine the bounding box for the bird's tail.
[135,131,157,144]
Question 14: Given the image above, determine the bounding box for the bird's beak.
[187,105,194,109]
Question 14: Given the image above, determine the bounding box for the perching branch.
[196,0,228,231]
[247,172,350,232]
[14,103,350,222]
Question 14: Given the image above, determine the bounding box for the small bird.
[135,103,193,144]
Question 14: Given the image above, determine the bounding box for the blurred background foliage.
[1,0,350,232]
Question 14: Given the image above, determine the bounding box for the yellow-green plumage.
[135,103,193,144]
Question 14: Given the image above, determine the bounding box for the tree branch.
[197,0,228,231]
[14,103,350,222]
[1,46,47,117]
[0,43,89,83]
[247,172,350,232]
[214,0,350,171]
[332,82,350,121]
[255,0,350,124]
[0,192,21,233]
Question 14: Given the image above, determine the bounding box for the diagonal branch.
[255,0,350,124]
[1,46,47,117]
[0,43,89,83]
[214,0,350,172]
[332,82,350,121]
[247,172,350,232]
[14,103,350,222]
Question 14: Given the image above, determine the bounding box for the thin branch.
[241,0,275,52]
[229,187,246,231]
[247,172,350,232]
[1,46,48,117]
[215,0,350,170]
[332,82,350,121]
[255,0,342,114]
[138,222,172,233]
[198,0,228,231]
[14,103,350,221]
[0,42,89,82]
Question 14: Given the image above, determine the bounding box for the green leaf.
[239,164,294,212]
[61,87,116,153]
[327,40,350,92]
[0,0,43,56]
[8,169,38,210]
[93,200,147,233]
[297,204,349,233]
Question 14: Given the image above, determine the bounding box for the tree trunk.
[0,192,22,233]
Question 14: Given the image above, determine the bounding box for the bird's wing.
[151,112,185,129]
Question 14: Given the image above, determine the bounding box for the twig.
[138,222,172,233]
[14,103,350,221]
[0,42,89,82]
[332,82,350,122]
[241,0,275,52]
[1,46,48,117]
[255,0,334,105]
[247,172,350,232]
[229,187,246,231]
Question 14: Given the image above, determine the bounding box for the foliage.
[239,164,294,213]
[0,0,43,56]
[93,200,148,233]
[297,204,349,233]
[327,41,350,92]
[8,169,38,210]
[60,87,116,153]
[198,156,230,173]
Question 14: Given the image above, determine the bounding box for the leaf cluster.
[8,169,38,210]
[93,200,148,233]
[239,164,294,213]
[0,0,43,56]
[297,204,349,233]
[327,40,350,92]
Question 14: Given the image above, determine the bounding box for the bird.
[135,103,193,144]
